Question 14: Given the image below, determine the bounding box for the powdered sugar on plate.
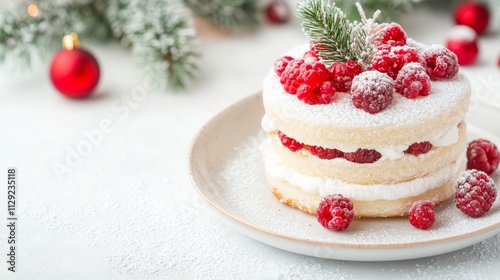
[215,131,499,250]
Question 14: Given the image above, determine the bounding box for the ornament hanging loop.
[62,32,81,50]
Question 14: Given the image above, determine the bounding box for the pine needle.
[297,0,381,67]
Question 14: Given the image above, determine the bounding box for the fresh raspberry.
[455,169,497,218]
[344,149,382,164]
[297,81,336,105]
[422,45,459,80]
[329,60,363,92]
[310,146,343,160]
[467,139,500,175]
[370,49,402,79]
[303,50,318,62]
[351,71,394,114]
[376,23,407,47]
[301,62,329,88]
[395,63,432,99]
[309,41,327,59]
[280,59,304,94]
[280,59,334,100]
[404,141,433,156]
[408,200,435,230]
[316,194,354,231]
[282,61,335,105]
[392,46,421,65]
[278,131,303,152]
[274,56,294,76]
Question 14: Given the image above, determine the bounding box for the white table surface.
[1,6,500,280]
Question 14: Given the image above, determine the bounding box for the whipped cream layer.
[263,141,465,201]
[262,114,460,160]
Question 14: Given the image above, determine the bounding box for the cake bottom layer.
[267,159,464,217]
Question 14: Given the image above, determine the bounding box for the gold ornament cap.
[62,33,81,51]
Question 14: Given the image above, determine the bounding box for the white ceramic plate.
[188,93,500,261]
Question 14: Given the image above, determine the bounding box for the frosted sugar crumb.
[351,70,394,97]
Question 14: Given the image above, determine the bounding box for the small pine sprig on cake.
[297,0,382,67]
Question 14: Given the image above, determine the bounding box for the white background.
[1,3,500,279]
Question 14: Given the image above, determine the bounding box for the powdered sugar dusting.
[263,44,470,129]
[215,132,500,248]
[352,71,394,97]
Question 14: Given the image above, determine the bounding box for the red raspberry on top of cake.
[351,70,394,114]
[395,62,431,99]
[423,45,460,80]
[375,23,407,48]
[329,60,363,92]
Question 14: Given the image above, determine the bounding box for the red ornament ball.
[446,25,479,65]
[50,48,100,98]
[265,0,290,24]
[454,2,490,35]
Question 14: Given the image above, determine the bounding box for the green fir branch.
[123,0,200,90]
[183,0,259,31]
[104,0,132,46]
[0,0,259,90]
[0,0,111,69]
[297,0,381,66]
[297,0,356,64]
[334,0,414,22]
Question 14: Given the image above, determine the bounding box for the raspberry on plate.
[310,146,343,160]
[467,139,500,175]
[455,169,497,218]
[408,200,435,230]
[422,45,459,80]
[278,131,304,152]
[404,141,433,156]
[329,60,363,92]
[344,148,382,164]
[351,70,394,114]
[316,194,354,231]
[395,63,431,99]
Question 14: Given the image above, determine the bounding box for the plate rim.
[187,92,500,252]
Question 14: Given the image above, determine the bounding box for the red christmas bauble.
[454,2,490,35]
[265,0,290,24]
[446,25,479,65]
[50,33,100,98]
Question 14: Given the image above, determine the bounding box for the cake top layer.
[263,44,470,129]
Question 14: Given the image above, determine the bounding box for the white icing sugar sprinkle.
[351,70,394,98]
[263,44,470,129]
[217,134,500,248]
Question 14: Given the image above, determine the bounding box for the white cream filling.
[261,113,460,160]
[264,141,465,201]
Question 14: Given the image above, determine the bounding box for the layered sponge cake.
[261,3,471,218]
